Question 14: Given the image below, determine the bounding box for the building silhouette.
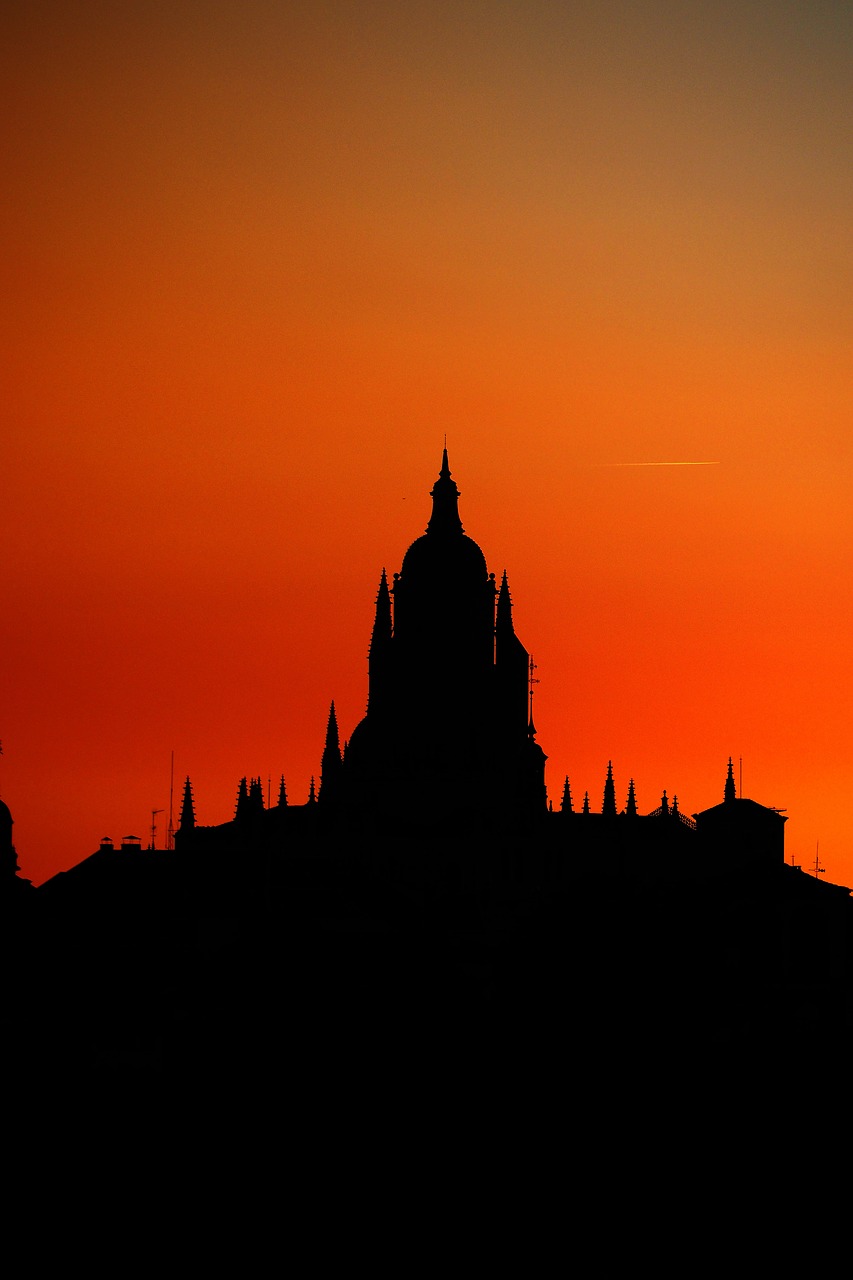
[174,448,787,876]
[0,795,32,903]
[345,448,545,831]
[9,447,853,1087]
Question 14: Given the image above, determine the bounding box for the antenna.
[150,808,163,851]
[167,749,175,851]
[739,756,743,799]
[528,655,540,725]
[812,842,825,881]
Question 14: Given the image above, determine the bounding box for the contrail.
[595,461,721,467]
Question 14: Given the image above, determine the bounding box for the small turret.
[626,778,638,818]
[234,777,249,822]
[602,761,617,817]
[582,790,590,815]
[277,775,288,808]
[495,571,530,739]
[367,571,393,718]
[248,777,265,818]
[370,570,392,651]
[561,776,573,814]
[179,776,196,830]
[724,757,737,804]
[496,570,514,636]
[319,701,343,806]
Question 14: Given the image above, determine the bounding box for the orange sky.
[2,1,852,888]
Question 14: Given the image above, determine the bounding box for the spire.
[582,790,590,815]
[626,778,637,817]
[496,570,514,634]
[368,571,393,720]
[602,760,617,817]
[308,776,317,804]
[370,569,392,652]
[234,777,249,821]
[561,776,573,814]
[319,701,343,805]
[724,757,737,804]
[426,446,463,536]
[660,789,669,816]
[277,775,288,807]
[179,775,196,830]
[324,701,340,753]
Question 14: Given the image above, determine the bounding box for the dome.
[399,530,488,585]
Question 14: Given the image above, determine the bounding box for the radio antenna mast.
[150,809,163,851]
[812,841,825,881]
[528,655,540,730]
[167,749,175,851]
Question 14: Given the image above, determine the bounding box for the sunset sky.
[2,0,852,888]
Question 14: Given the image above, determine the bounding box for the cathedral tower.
[343,449,546,830]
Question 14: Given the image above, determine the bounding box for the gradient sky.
[2,0,852,888]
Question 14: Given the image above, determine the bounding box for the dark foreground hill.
[6,827,853,1114]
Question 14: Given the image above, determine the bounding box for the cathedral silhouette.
[5,447,853,1088]
[174,447,787,880]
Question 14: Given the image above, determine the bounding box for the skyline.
[2,2,852,886]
